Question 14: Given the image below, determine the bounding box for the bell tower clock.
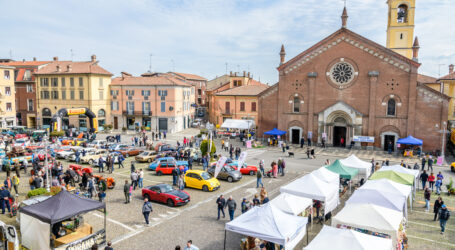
[386,0,416,59]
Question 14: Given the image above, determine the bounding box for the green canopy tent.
[369,170,414,186]
[325,160,359,179]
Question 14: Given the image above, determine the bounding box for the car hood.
[176,161,188,165]
[167,190,189,199]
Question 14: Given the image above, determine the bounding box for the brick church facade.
[259,7,448,151]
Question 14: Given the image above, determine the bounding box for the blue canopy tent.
[264,128,287,136]
[397,135,423,146]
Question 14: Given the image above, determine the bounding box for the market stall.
[270,193,312,216]
[280,174,339,216]
[359,179,413,210]
[369,171,414,186]
[325,160,359,179]
[311,167,339,187]
[396,136,423,157]
[221,119,255,130]
[332,203,405,249]
[264,128,287,136]
[345,189,408,218]
[378,165,419,197]
[339,155,372,178]
[224,203,308,250]
[303,225,393,250]
[19,190,106,250]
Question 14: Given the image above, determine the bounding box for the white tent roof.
[312,167,340,187]
[225,203,308,249]
[332,204,403,244]
[360,179,412,199]
[280,174,339,214]
[339,155,371,178]
[379,165,419,179]
[271,193,312,216]
[346,189,407,216]
[220,119,255,130]
[303,226,393,250]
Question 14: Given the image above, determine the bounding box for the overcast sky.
[1,0,454,84]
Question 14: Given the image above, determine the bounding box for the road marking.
[408,221,454,231]
[407,235,455,247]
[90,212,135,232]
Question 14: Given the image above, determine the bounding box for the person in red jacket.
[428,172,436,192]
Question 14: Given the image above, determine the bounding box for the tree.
[200,140,216,157]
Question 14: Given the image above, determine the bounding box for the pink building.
[110,72,195,132]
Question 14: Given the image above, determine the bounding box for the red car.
[37,153,52,161]
[228,162,258,175]
[142,183,190,207]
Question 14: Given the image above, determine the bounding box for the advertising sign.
[214,156,228,178]
[237,151,248,169]
[437,156,444,166]
[54,229,106,250]
[353,136,375,143]
[66,108,86,116]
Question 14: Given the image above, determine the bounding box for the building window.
[79,90,84,100]
[6,103,12,111]
[61,78,66,87]
[127,102,134,114]
[142,90,150,96]
[99,90,103,100]
[240,102,245,111]
[78,77,83,87]
[40,78,49,87]
[111,101,119,111]
[40,91,50,99]
[23,70,32,81]
[27,99,33,111]
[161,102,165,112]
[293,97,300,113]
[251,102,257,112]
[225,102,230,114]
[99,78,103,88]
[198,89,202,95]
[4,70,10,80]
[143,102,151,115]
[61,91,66,100]
[26,84,33,93]
[42,108,52,117]
[70,90,75,100]
[98,109,106,118]
[70,77,74,87]
[387,99,396,116]
[198,98,202,104]
[51,90,59,99]
[51,78,58,87]
[5,87,11,96]
[397,4,408,23]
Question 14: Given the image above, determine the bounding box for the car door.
[219,166,228,180]
[148,187,159,202]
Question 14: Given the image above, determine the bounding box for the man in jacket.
[216,195,226,220]
[225,196,237,221]
[123,180,131,203]
[256,169,263,188]
[172,166,180,186]
[98,156,104,173]
[439,204,450,235]
[420,170,429,190]
[142,198,153,225]
[131,171,138,190]
[0,186,11,214]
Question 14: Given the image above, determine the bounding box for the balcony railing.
[222,110,232,115]
[122,110,152,116]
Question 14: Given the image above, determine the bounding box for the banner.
[54,229,106,250]
[66,108,86,116]
[246,140,252,148]
[214,156,228,178]
[437,156,444,166]
[237,151,248,169]
[353,136,375,143]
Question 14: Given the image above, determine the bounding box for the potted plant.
[122,127,127,133]
[446,178,453,196]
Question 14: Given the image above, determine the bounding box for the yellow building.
[0,65,16,127]
[35,55,112,131]
[386,0,416,59]
[424,65,455,124]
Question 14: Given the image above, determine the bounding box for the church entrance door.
[291,129,300,144]
[384,135,395,152]
[333,126,347,147]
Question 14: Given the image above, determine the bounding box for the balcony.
[222,110,233,115]
[122,110,152,116]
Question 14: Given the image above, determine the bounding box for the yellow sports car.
[184,170,220,192]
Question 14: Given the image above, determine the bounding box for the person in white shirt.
[183,240,199,250]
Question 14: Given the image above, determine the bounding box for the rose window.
[330,62,354,85]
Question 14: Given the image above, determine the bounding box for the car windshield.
[139,152,149,156]
[225,166,236,171]
[200,172,211,180]
[161,185,173,193]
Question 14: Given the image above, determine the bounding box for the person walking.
[142,198,153,225]
[225,196,237,221]
[138,169,144,188]
[0,186,11,214]
[98,156,104,173]
[172,166,180,186]
[118,154,125,168]
[12,175,19,195]
[104,242,113,250]
[123,180,131,204]
[421,157,426,171]
[424,187,431,212]
[428,172,436,192]
[241,198,250,214]
[277,158,282,175]
[75,150,81,164]
[3,177,12,192]
[280,159,286,176]
[131,171,138,190]
[271,161,278,178]
[306,148,310,159]
[438,204,450,235]
[178,174,185,190]
[300,136,305,148]
[259,160,265,176]
[433,197,444,221]
[435,177,443,195]
[420,170,429,190]
[109,156,114,174]
[184,240,199,250]
[256,168,263,188]
[216,195,226,220]
[428,156,433,172]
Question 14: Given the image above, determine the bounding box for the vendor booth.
[311,167,339,187]
[378,165,419,195]
[359,179,413,210]
[325,160,359,179]
[369,171,414,186]
[225,203,308,250]
[339,155,372,178]
[280,174,339,216]
[345,189,408,218]
[19,191,106,250]
[332,203,405,250]
[264,128,286,136]
[271,193,312,216]
[303,225,393,250]
[221,119,255,130]
[396,136,423,157]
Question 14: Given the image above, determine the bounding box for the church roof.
[278,28,420,74]
[417,82,451,100]
[439,72,455,81]
[417,74,437,84]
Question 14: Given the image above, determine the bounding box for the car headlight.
[175,198,181,201]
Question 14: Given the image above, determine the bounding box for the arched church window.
[293,97,300,113]
[42,108,51,117]
[387,99,396,116]
[397,4,408,23]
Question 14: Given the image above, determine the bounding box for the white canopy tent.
[220,119,255,130]
[280,174,339,215]
[339,155,371,178]
[225,203,308,250]
[271,193,313,216]
[345,189,408,218]
[303,225,393,250]
[332,204,403,246]
[378,165,419,196]
[360,179,413,210]
[311,167,340,187]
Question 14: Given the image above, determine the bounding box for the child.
[129,184,133,201]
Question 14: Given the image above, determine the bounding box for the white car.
[68,147,96,161]
[87,140,107,149]
[80,149,109,165]
[56,146,82,159]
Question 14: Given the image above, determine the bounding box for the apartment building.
[110,72,195,132]
[0,65,16,127]
[169,72,207,107]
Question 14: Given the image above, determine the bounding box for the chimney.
[247,72,250,78]
[280,44,286,65]
[33,57,36,61]
[341,7,348,28]
[53,56,58,61]
[229,71,233,77]
[91,55,96,62]
[412,37,420,62]
[243,71,246,77]
[449,64,454,74]
[56,65,61,72]
[67,64,72,72]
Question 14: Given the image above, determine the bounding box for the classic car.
[116,147,143,157]
[184,170,220,192]
[135,151,159,163]
[142,183,190,207]
[80,149,108,165]
[155,162,188,176]
[227,162,258,175]
[148,157,188,171]
[207,165,242,182]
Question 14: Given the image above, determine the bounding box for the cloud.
[0,0,453,83]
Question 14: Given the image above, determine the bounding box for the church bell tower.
[386,0,416,59]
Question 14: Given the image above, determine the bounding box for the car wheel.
[88,160,93,165]
[202,185,209,192]
[249,171,255,176]
[227,176,233,183]
[125,153,129,158]
[156,171,162,176]
[167,199,175,207]
[148,159,152,163]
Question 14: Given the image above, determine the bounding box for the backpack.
[440,210,450,220]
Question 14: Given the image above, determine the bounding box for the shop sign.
[353,136,374,143]
[66,108,86,116]
[54,229,106,250]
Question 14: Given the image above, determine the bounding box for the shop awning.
[397,135,423,146]
[325,160,359,179]
[264,128,287,136]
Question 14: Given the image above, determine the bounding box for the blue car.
[148,157,188,171]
